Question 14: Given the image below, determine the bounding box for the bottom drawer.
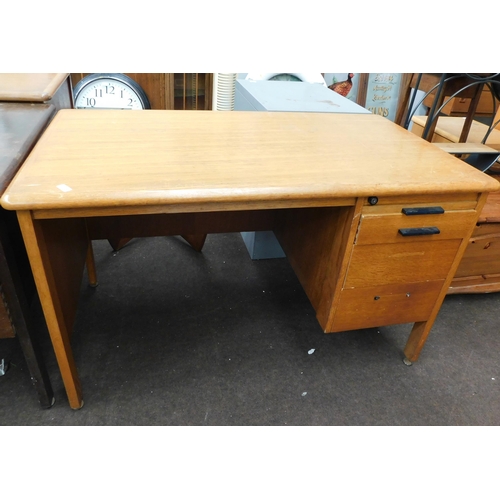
[328,281,444,333]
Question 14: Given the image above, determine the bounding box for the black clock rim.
[73,73,151,109]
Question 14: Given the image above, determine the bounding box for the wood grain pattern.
[330,281,444,332]
[1,110,498,214]
[274,204,361,330]
[3,109,498,408]
[345,240,462,288]
[17,211,88,408]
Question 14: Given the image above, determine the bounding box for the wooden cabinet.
[450,176,500,293]
[70,73,213,110]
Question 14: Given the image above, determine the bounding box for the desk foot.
[88,281,99,288]
[71,399,84,410]
[403,357,413,366]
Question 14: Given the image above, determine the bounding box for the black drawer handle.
[398,227,440,236]
[402,207,444,216]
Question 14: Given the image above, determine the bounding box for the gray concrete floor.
[1,233,500,425]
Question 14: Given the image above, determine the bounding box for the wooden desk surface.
[0,102,56,193]
[1,109,498,214]
[0,73,69,102]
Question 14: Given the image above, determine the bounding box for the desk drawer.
[330,281,444,332]
[356,211,478,245]
[344,239,462,288]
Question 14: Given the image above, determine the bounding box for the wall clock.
[73,73,151,109]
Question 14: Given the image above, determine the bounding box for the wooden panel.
[33,217,89,335]
[124,74,166,110]
[274,202,363,330]
[344,239,462,288]
[355,210,478,245]
[86,210,277,240]
[17,212,87,408]
[330,280,444,332]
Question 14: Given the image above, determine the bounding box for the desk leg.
[17,212,88,409]
[403,321,436,364]
[403,193,490,363]
[86,241,98,287]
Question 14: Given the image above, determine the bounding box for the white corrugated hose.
[212,73,237,111]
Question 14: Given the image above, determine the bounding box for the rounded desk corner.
[0,194,14,210]
[489,178,500,192]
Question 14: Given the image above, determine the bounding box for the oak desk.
[1,109,498,410]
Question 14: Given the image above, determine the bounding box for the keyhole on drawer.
[406,293,411,297]
[374,296,380,300]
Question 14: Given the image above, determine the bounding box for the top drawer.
[356,196,481,246]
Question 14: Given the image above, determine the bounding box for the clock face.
[73,74,150,110]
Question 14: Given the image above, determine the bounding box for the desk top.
[0,102,56,194]
[0,74,69,102]
[1,109,498,213]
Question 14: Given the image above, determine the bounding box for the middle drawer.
[344,239,462,288]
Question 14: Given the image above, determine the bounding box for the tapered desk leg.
[404,192,490,364]
[403,321,435,364]
[17,211,88,409]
